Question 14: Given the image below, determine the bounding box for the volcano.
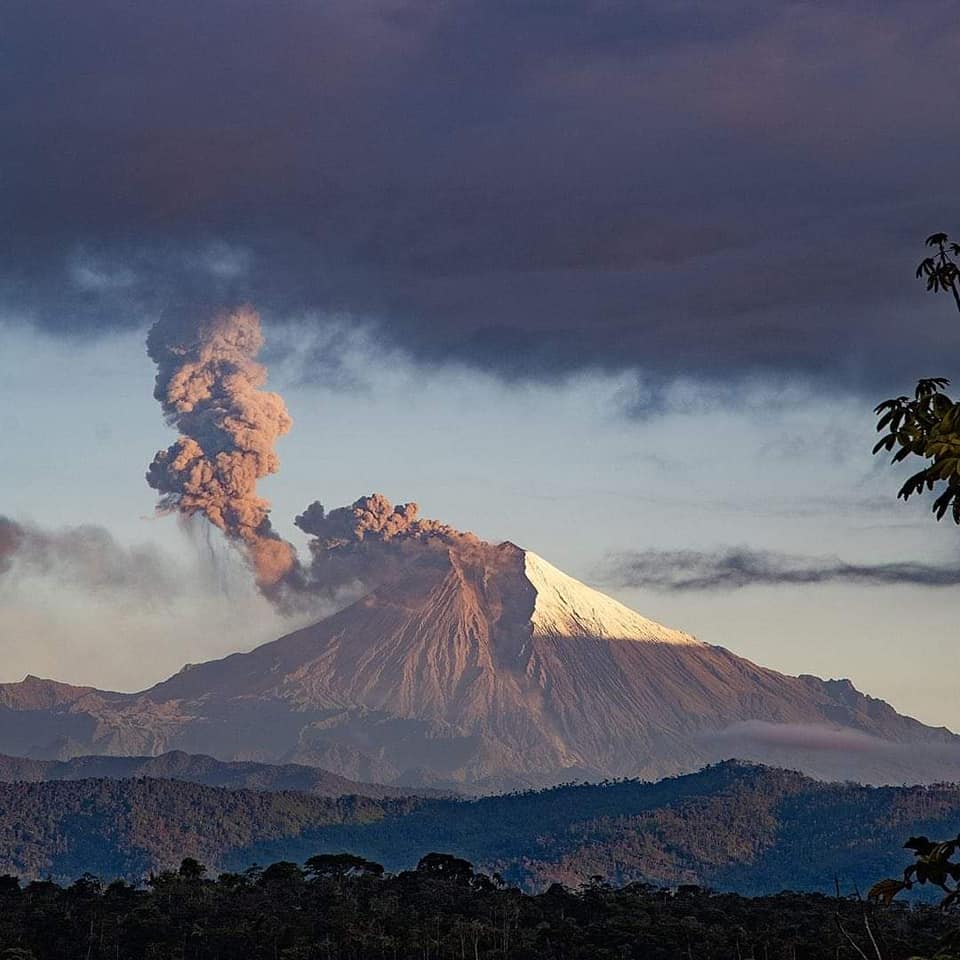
[1,541,956,789]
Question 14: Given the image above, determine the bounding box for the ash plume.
[0,518,24,575]
[0,516,180,601]
[289,493,480,597]
[295,493,464,549]
[143,306,482,607]
[146,305,297,588]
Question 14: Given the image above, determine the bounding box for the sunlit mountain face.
[2,540,957,792]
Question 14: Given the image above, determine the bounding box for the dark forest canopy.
[0,853,956,960]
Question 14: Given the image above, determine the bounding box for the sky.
[1,0,959,728]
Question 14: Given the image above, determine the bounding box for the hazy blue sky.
[2,320,958,729]
[2,1,959,729]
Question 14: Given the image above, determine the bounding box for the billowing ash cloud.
[146,306,297,587]
[0,516,180,601]
[603,547,960,591]
[285,493,480,600]
[143,307,481,606]
[295,493,464,548]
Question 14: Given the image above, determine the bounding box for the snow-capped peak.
[523,551,700,645]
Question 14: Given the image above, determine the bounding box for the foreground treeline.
[0,853,956,960]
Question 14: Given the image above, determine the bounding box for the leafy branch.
[916,232,960,313]
[868,834,960,959]
[868,834,960,910]
[873,233,960,524]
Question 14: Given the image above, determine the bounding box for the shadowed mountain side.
[0,545,955,787]
[0,750,450,799]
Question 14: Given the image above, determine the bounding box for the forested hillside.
[248,761,960,894]
[1,762,959,895]
[0,778,419,881]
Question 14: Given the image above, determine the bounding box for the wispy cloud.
[602,546,960,591]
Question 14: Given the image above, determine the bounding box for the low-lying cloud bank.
[602,547,960,591]
[706,721,918,755]
[700,720,960,784]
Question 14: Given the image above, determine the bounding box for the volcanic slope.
[0,542,956,788]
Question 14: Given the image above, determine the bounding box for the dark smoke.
[0,516,180,601]
[295,493,465,548]
[146,305,297,587]
[0,518,25,575]
[603,547,960,591]
[282,493,481,600]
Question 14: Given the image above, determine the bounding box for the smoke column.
[145,309,479,604]
[146,305,297,587]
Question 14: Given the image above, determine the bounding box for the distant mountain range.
[1,762,958,894]
[1,543,957,788]
[0,749,448,798]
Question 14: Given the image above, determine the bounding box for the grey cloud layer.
[3,0,960,388]
[604,546,960,591]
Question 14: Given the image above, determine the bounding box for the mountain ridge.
[0,749,449,798]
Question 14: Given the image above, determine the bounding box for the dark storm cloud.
[603,547,960,591]
[3,0,959,388]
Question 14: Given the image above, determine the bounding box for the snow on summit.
[522,551,700,645]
